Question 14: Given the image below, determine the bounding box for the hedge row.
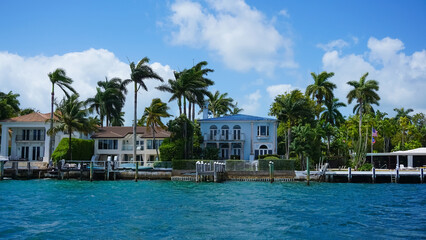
[153,161,172,168]
[258,159,295,171]
[51,138,94,162]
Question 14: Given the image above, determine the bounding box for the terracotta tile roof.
[0,112,55,123]
[91,126,171,139]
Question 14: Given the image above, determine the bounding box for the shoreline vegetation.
[1,59,426,174]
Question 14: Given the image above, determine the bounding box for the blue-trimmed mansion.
[198,108,278,161]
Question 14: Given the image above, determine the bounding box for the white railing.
[204,133,245,141]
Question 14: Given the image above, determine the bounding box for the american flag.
[372,128,378,137]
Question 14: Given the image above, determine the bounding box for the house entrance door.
[221,148,229,159]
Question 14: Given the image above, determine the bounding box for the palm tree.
[156,71,185,115]
[346,72,380,140]
[306,71,336,118]
[321,98,346,154]
[229,102,243,115]
[123,57,163,162]
[269,90,315,159]
[206,91,235,117]
[321,98,346,127]
[86,77,127,127]
[190,61,214,121]
[141,98,172,160]
[48,94,92,160]
[48,68,77,164]
[111,112,125,126]
[394,107,414,121]
[0,91,20,120]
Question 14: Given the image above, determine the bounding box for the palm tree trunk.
[49,84,54,166]
[183,97,187,117]
[358,103,363,140]
[69,132,72,160]
[192,102,195,121]
[327,135,331,156]
[188,100,192,121]
[286,127,291,159]
[178,97,182,115]
[133,81,137,163]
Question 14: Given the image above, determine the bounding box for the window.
[233,125,241,140]
[22,129,30,140]
[21,146,29,159]
[147,140,163,149]
[32,146,41,160]
[257,126,269,136]
[210,125,218,140]
[221,125,229,140]
[98,140,118,150]
[255,145,269,159]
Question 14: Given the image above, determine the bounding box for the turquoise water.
[0,180,425,240]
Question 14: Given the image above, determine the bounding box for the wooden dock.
[324,168,424,183]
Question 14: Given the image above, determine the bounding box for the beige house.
[91,126,170,165]
[0,112,89,162]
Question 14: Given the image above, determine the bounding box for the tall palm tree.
[123,57,163,162]
[394,107,414,121]
[156,71,185,115]
[206,91,235,117]
[141,98,172,160]
[190,61,214,121]
[86,77,127,127]
[306,71,336,118]
[321,98,346,127]
[48,94,92,160]
[269,89,315,159]
[347,72,380,140]
[48,68,77,164]
[321,98,346,154]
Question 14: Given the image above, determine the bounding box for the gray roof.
[198,114,277,122]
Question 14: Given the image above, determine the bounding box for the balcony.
[204,133,245,141]
[121,145,144,151]
[16,135,45,141]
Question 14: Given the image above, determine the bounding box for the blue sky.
[1,0,425,125]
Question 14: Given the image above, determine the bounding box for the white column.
[408,155,413,168]
[1,126,9,157]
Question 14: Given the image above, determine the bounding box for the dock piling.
[135,161,139,182]
[372,167,376,183]
[420,168,424,184]
[269,161,274,183]
[0,161,4,180]
[348,167,352,183]
[396,168,400,183]
[90,161,94,182]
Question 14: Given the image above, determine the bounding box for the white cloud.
[169,0,297,75]
[266,84,293,99]
[279,9,290,18]
[322,37,426,116]
[317,39,349,51]
[241,90,261,115]
[0,49,176,125]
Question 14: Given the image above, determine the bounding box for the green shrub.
[153,161,172,168]
[259,159,295,171]
[358,163,373,171]
[263,156,280,160]
[259,154,281,160]
[51,138,94,162]
[159,138,184,161]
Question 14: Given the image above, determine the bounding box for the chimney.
[203,101,209,119]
